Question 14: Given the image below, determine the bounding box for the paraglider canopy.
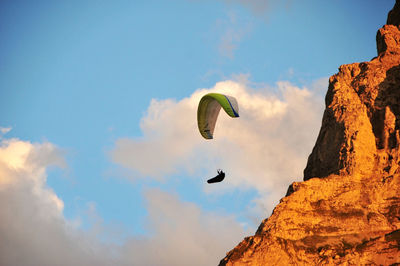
[197,93,239,139]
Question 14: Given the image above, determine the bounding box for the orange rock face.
[220,1,400,265]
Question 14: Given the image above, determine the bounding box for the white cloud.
[120,188,250,266]
[111,77,325,217]
[0,138,119,266]
[0,137,249,266]
[0,127,12,136]
[210,0,293,59]
[214,10,252,59]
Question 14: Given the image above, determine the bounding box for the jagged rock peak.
[304,0,400,181]
[220,2,400,265]
[388,0,400,26]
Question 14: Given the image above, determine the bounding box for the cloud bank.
[0,138,111,266]
[0,75,326,265]
[0,137,247,266]
[111,78,325,215]
[120,188,249,266]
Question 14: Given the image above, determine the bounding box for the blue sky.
[0,1,395,265]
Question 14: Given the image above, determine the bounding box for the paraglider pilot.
[207,169,225,183]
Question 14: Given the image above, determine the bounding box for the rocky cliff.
[220,2,400,265]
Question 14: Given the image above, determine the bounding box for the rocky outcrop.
[220,1,400,265]
[304,4,400,181]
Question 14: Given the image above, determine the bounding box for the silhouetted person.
[207,169,225,183]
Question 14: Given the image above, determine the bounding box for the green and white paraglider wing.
[197,93,239,139]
